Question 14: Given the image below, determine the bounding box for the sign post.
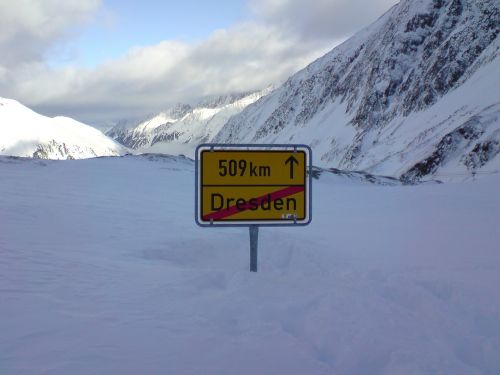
[195,144,312,272]
[249,225,258,272]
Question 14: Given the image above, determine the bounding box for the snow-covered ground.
[1,156,499,375]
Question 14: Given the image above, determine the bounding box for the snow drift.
[1,155,499,374]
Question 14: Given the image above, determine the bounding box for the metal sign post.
[249,225,259,272]
[195,144,312,272]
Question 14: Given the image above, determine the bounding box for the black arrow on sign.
[285,155,299,179]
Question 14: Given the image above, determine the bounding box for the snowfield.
[1,156,499,375]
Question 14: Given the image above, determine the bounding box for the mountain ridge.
[106,89,272,156]
[0,97,126,160]
[213,0,500,182]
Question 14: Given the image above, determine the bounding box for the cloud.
[0,0,397,127]
[0,0,101,67]
[2,22,328,126]
[250,0,398,41]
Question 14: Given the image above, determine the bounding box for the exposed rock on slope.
[107,90,271,157]
[214,0,500,181]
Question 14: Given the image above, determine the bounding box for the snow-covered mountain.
[214,0,500,182]
[107,89,271,157]
[0,98,126,159]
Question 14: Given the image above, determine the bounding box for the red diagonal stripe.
[202,185,305,221]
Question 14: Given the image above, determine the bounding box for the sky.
[0,0,398,128]
[54,0,248,68]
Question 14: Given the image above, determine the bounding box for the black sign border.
[195,144,312,227]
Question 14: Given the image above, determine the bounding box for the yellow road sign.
[195,145,312,226]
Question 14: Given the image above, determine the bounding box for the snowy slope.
[0,98,126,159]
[1,156,499,374]
[107,90,271,157]
[214,0,500,182]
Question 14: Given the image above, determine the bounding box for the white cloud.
[0,0,397,127]
[2,23,328,125]
[250,0,398,41]
[0,0,101,67]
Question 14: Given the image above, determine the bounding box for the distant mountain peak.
[163,103,193,120]
[0,98,126,159]
[196,92,253,109]
[107,88,272,156]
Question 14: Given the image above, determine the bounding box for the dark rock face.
[32,140,95,160]
[401,106,500,183]
[262,0,497,133]
[151,129,181,145]
[106,131,150,150]
[464,141,500,170]
[401,122,484,183]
